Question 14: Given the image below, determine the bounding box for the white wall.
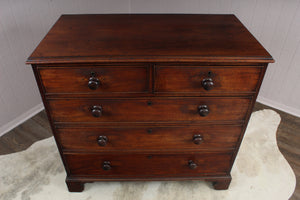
[0,0,299,136]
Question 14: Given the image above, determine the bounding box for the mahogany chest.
[27,14,274,192]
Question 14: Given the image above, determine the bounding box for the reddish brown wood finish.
[47,97,251,123]
[27,14,274,192]
[26,14,274,64]
[38,66,149,94]
[55,125,242,151]
[212,176,232,190]
[155,66,263,93]
[64,152,232,177]
[65,179,84,192]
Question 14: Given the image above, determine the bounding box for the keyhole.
[90,71,96,77]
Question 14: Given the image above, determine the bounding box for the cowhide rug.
[0,109,296,200]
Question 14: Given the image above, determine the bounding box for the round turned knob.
[188,160,198,169]
[202,78,214,90]
[198,105,209,117]
[102,161,111,171]
[193,134,203,144]
[97,136,108,146]
[88,72,100,90]
[91,105,102,117]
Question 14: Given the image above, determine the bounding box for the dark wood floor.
[0,102,299,199]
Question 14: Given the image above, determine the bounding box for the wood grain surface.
[64,151,232,176]
[55,125,242,152]
[26,14,274,64]
[155,65,263,93]
[38,65,150,94]
[47,97,252,123]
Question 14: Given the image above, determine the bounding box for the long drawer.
[64,152,233,177]
[48,97,252,123]
[56,125,242,151]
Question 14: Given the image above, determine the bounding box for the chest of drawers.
[27,14,274,192]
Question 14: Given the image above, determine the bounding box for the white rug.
[0,109,296,200]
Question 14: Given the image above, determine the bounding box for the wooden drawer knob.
[88,72,100,90]
[198,105,209,117]
[97,136,108,146]
[193,134,203,144]
[102,161,111,171]
[188,160,198,169]
[91,105,102,117]
[202,78,214,90]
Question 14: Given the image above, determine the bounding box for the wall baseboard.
[0,103,44,137]
[257,96,300,118]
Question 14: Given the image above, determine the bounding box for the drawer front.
[57,125,242,151]
[155,66,262,93]
[48,97,252,123]
[64,152,232,176]
[38,66,149,94]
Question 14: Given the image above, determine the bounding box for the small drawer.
[64,152,232,177]
[48,97,252,123]
[37,65,149,94]
[155,66,263,94]
[57,125,242,151]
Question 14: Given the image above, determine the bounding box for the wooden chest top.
[26,14,274,64]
